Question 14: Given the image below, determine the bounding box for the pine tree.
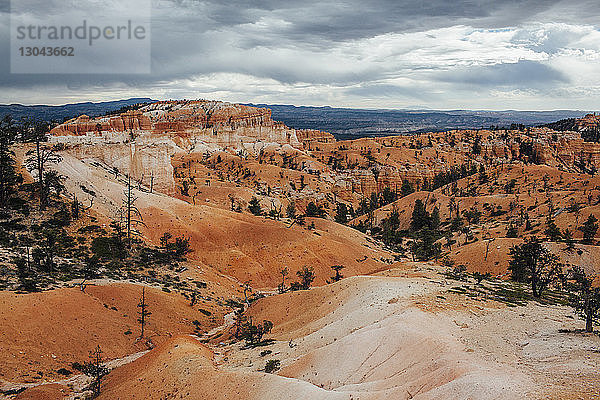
[123,175,145,249]
[566,266,600,332]
[508,238,563,297]
[87,345,108,398]
[0,116,20,209]
[290,266,315,291]
[24,120,62,209]
[564,229,575,251]
[278,267,288,294]
[334,203,348,224]
[305,201,325,218]
[580,214,598,245]
[248,197,262,215]
[400,180,414,197]
[429,206,441,231]
[328,265,345,283]
[545,217,562,242]
[410,199,429,232]
[286,201,296,218]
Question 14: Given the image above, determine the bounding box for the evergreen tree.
[380,209,400,246]
[411,229,441,261]
[328,265,345,283]
[566,266,600,332]
[334,203,349,224]
[248,197,262,215]
[508,238,563,297]
[305,201,325,218]
[400,180,414,197]
[564,229,575,251]
[239,318,273,346]
[545,217,562,242]
[87,345,108,398]
[429,206,441,231]
[290,266,315,291]
[137,287,151,338]
[410,199,429,232]
[286,201,296,218]
[24,120,62,209]
[580,214,598,245]
[123,175,145,249]
[381,186,397,205]
[15,257,38,292]
[0,116,20,209]
[472,135,482,155]
[278,267,288,294]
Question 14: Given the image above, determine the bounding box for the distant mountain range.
[0,99,592,139]
[0,98,154,123]
[248,104,592,139]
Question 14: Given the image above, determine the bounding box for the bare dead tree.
[123,174,145,249]
[243,281,252,305]
[137,287,151,338]
[71,194,94,219]
[278,267,288,294]
[87,345,108,398]
[24,120,62,209]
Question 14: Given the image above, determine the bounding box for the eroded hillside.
[1,101,600,399]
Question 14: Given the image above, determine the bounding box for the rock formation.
[50,101,335,194]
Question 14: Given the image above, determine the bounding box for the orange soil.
[0,283,226,383]
[99,335,345,400]
[56,154,393,290]
[14,383,71,400]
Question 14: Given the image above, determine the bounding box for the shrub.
[290,266,315,291]
[305,201,325,218]
[248,197,262,216]
[265,359,281,373]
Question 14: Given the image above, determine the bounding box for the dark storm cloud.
[437,61,569,87]
[178,0,559,41]
[0,0,599,107]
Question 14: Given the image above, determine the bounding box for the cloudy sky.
[2,0,600,110]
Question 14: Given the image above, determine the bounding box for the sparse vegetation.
[4,103,600,397]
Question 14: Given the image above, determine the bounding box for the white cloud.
[1,0,600,110]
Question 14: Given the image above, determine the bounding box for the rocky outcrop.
[51,110,152,136]
[577,113,600,131]
[50,100,335,148]
[49,100,336,195]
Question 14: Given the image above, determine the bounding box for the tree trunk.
[586,299,594,332]
[127,175,132,248]
[36,140,45,209]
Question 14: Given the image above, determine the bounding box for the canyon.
[1,100,599,399]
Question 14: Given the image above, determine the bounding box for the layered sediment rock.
[49,100,335,194]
